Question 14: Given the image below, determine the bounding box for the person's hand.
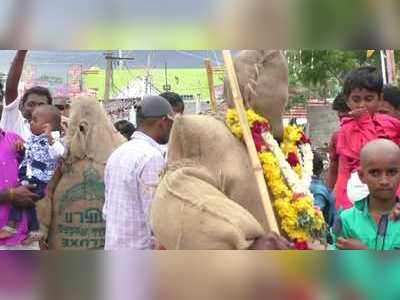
[9,185,39,208]
[14,139,25,152]
[42,123,54,145]
[308,240,327,250]
[390,203,400,221]
[336,237,368,250]
[249,232,293,250]
[39,239,49,250]
[348,108,369,119]
[153,239,166,250]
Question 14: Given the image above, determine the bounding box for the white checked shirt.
[103,131,166,250]
[1,98,32,140]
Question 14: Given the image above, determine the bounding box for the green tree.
[286,50,400,103]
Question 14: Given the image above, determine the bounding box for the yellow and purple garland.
[226,109,326,249]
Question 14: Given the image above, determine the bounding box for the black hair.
[114,120,136,140]
[160,92,184,113]
[313,151,324,177]
[332,93,350,113]
[21,86,53,106]
[343,66,383,97]
[382,85,400,109]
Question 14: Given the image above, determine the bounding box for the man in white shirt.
[0,50,53,141]
[104,96,175,250]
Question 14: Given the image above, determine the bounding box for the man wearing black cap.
[104,96,175,250]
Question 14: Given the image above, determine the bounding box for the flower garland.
[282,125,314,190]
[299,143,314,189]
[262,132,311,196]
[225,108,326,249]
[282,125,304,177]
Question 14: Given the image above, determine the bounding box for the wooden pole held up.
[222,50,280,234]
[204,58,218,112]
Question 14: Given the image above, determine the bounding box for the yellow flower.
[247,109,267,126]
[226,108,325,244]
[226,108,268,139]
[294,164,303,177]
[289,230,309,242]
[284,125,302,143]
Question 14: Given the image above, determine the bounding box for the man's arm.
[0,190,10,204]
[313,193,327,212]
[326,133,339,190]
[326,159,338,190]
[336,237,369,250]
[0,186,37,207]
[5,50,28,106]
[248,232,292,250]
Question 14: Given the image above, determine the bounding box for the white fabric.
[103,131,166,250]
[159,144,168,159]
[347,171,370,204]
[0,98,31,140]
[48,140,65,159]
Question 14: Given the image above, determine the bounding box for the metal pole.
[118,50,123,69]
[380,50,388,85]
[104,51,113,101]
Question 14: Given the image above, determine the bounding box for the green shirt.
[332,197,400,250]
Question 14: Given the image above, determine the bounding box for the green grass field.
[84,68,224,100]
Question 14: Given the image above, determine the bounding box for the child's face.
[347,88,381,115]
[359,153,400,201]
[378,100,400,119]
[29,109,49,136]
[378,100,396,116]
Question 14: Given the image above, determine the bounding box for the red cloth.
[335,113,400,210]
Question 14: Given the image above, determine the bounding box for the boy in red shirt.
[336,66,400,210]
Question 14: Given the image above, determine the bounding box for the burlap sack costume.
[151,50,289,249]
[37,97,125,250]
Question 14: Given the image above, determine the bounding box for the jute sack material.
[152,165,265,249]
[224,50,288,140]
[45,160,107,250]
[38,97,125,250]
[151,115,272,249]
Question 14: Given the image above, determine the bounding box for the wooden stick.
[204,59,218,112]
[222,50,280,234]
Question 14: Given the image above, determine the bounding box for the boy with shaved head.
[332,139,400,250]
